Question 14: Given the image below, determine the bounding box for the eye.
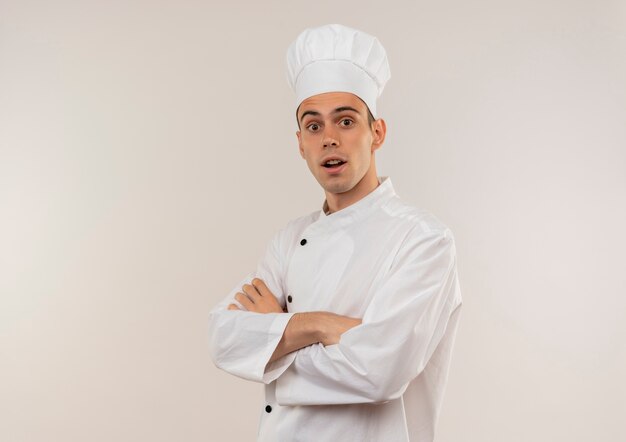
[340,118,354,127]
[306,123,321,132]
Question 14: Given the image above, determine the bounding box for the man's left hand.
[227,278,285,314]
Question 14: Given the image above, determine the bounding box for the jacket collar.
[306,176,396,235]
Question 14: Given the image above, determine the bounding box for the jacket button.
[300,238,307,246]
[265,405,272,413]
[287,295,292,303]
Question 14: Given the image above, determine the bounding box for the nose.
[322,126,339,148]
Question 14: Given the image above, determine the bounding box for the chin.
[320,179,354,195]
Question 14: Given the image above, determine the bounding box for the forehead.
[297,92,367,117]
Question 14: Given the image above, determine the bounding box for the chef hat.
[285,23,391,119]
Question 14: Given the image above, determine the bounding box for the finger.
[227,303,240,310]
[242,283,262,300]
[234,292,254,310]
[251,278,273,298]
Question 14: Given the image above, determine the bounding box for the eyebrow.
[299,106,360,123]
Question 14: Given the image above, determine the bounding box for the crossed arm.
[208,228,460,405]
[226,278,362,366]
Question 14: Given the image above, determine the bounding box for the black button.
[287,295,293,303]
[300,238,307,246]
[265,405,272,413]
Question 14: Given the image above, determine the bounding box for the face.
[296,92,386,196]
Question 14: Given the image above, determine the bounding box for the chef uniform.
[208,24,463,442]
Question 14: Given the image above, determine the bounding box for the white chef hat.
[285,23,391,119]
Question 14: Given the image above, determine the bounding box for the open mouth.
[322,159,347,169]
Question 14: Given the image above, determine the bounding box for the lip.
[320,156,347,166]
[322,161,348,175]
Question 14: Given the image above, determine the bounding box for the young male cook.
[208,23,463,442]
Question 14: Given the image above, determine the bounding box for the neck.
[325,167,380,214]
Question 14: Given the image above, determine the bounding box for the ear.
[371,118,387,153]
[296,130,304,159]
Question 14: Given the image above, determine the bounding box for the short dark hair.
[296,104,376,130]
[365,107,375,126]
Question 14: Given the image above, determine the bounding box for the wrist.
[292,312,324,344]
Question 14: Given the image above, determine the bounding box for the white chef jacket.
[208,176,463,442]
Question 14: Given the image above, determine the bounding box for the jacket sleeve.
[273,227,463,405]
[207,229,296,384]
